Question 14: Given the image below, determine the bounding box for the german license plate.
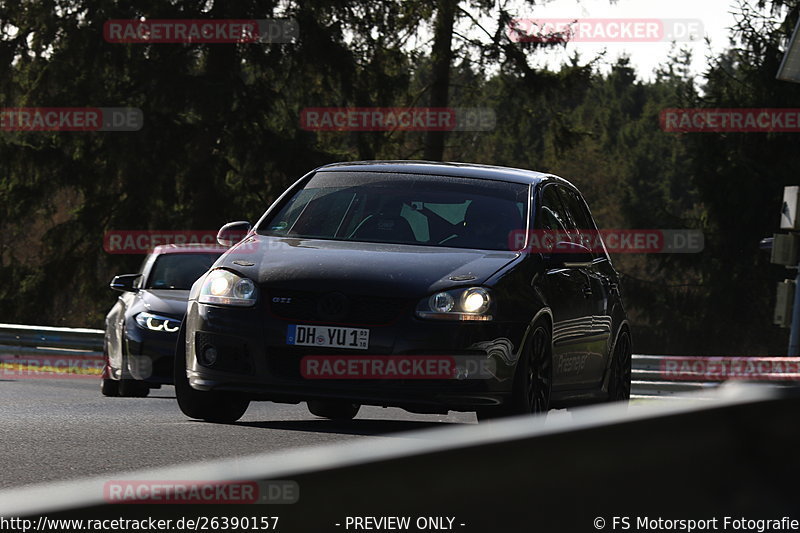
[286,324,369,350]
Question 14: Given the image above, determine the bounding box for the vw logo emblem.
[317,292,349,321]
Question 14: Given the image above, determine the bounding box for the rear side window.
[559,187,597,232]
[557,185,605,259]
[537,183,605,259]
[539,185,570,231]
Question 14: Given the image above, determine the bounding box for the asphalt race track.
[0,377,676,491]
[0,378,479,489]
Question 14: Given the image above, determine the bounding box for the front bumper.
[125,325,180,384]
[184,300,528,412]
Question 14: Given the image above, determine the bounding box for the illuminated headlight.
[135,312,181,333]
[416,287,493,321]
[199,269,257,307]
[461,287,490,314]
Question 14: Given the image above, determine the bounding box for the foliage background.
[1,0,798,355]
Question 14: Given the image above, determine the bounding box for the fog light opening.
[201,346,218,366]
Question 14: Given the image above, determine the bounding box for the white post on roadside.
[772,186,800,354]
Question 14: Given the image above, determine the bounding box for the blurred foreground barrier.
[0,384,797,531]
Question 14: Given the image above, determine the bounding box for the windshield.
[258,171,529,251]
[145,253,221,290]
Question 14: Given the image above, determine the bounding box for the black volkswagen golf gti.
[175,161,631,422]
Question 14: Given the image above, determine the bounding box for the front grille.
[267,290,406,325]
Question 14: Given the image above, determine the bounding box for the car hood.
[138,289,191,317]
[219,235,520,297]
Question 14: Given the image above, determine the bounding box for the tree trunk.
[423,0,457,161]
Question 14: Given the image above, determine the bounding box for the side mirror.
[110,274,141,293]
[545,241,594,268]
[217,221,252,247]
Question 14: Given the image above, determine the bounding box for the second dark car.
[103,244,222,397]
[174,161,631,421]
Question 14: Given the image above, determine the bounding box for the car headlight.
[416,287,492,321]
[135,312,181,333]
[198,269,257,307]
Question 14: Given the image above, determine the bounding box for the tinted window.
[558,187,594,230]
[539,185,571,231]
[146,253,221,290]
[260,172,529,251]
[558,186,604,258]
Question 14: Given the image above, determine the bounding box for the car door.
[536,184,596,391]
[557,185,613,385]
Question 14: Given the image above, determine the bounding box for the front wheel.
[118,348,149,397]
[477,324,552,421]
[607,330,632,402]
[174,327,250,423]
[100,378,119,397]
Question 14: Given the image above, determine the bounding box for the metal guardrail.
[0,324,104,376]
[0,323,104,354]
[633,354,800,399]
[632,354,721,399]
[0,324,793,399]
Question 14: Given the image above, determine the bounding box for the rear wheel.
[477,324,552,421]
[607,330,632,402]
[307,400,360,420]
[173,326,250,423]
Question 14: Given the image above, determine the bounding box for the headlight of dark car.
[135,312,181,333]
[416,287,492,321]
[198,269,257,307]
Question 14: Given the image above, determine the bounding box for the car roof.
[316,160,554,186]
[151,243,225,255]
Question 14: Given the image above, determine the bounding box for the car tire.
[477,323,552,421]
[100,378,119,397]
[607,330,632,402]
[173,326,250,423]
[118,379,149,398]
[117,343,149,397]
[307,400,360,420]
